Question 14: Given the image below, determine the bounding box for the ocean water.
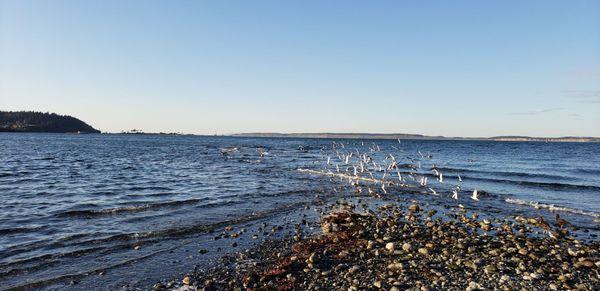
[1,133,599,289]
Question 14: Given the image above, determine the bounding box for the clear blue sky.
[1,1,599,136]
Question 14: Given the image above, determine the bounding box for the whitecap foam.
[505,198,600,218]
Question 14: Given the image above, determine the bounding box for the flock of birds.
[305,140,481,203]
[221,140,481,202]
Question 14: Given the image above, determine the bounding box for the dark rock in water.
[152,282,165,290]
[408,204,420,212]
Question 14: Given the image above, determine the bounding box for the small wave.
[436,166,569,181]
[126,186,172,191]
[0,226,44,235]
[56,198,205,218]
[34,157,55,161]
[470,176,600,192]
[574,168,600,175]
[505,198,600,218]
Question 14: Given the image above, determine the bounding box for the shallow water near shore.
[1,133,599,289]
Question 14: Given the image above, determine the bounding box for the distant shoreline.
[2,131,599,142]
[232,133,600,143]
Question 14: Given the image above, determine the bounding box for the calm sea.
[1,133,599,289]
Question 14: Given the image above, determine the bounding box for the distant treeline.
[234,133,600,143]
[0,111,100,133]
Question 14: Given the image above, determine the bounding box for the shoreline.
[231,133,600,143]
[3,132,599,143]
[159,195,600,290]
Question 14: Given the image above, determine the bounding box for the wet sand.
[157,194,600,290]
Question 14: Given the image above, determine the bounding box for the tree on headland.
[0,111,100,133]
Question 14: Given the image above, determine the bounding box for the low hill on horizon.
[0,111,100,133]
[233,132,600,142]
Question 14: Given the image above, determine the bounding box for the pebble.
[408,204,420,212]
[385,242,395,252]
[308,253,318,264]
[576,260,594,268]
[373,280,382,288]
[153,282,165,290]
[387,263,403,270]
[466,281,482,291]
[484,265,497,274]
[367,240,375,250]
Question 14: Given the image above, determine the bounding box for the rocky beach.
[159,192,600,291]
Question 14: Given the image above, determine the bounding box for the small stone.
[402,243,412,252]
[409,204,420,212]
[466,281,482,291]
[308,252,318,264]
[484,265,497,274]
[576,260,594,268]
[367,240,375,250]
[385,242,395,252]
[182,276,191,285]
[418,248,429,255]
[518,248,528,256]
[387,263,403,270]
[373,280,382,288]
